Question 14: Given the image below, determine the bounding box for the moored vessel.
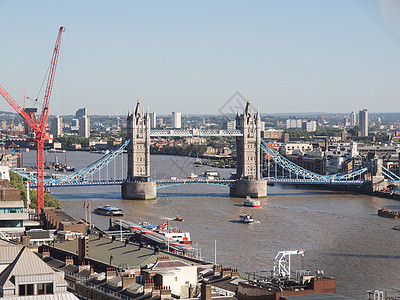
[188,172,198,179]
[204,170,220,178]
[244,196,260,207]
[378,207,400,219]
[94,205,124,216]
[155,221,192,243]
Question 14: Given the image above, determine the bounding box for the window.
[45,283,54,294]
[19,284,26,296]
[37,283,54,295]
[0,220,22,227]
[38,283,45,295]
[19,284,34,296]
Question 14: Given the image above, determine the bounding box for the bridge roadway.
[37,178,370,188]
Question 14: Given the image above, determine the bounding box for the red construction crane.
[0,26,65,214]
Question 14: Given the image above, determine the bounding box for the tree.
[29,189,62,210]
[9,172,62,210]
[9,172,27,207]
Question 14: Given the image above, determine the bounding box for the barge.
[378,207,400,219]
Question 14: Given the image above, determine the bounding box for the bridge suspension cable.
[260,138,369,181]
[382,166,400,181]
[11,139,130,185]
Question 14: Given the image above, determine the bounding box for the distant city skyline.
[1,1,400,115]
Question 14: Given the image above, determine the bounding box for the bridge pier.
[121,181,157,200]
[230,180,267,198]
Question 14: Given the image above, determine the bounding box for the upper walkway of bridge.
[150,129,243,137]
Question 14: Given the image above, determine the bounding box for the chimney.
[65,256,74,265]
[160,286,172,300]
[21,235,30,247]
[201,281,211,300]
[232,268,239,277]
[106,267,116,280]
[42,249,50,258]
[121,273,136,289]
[189,284,196,298]
[221,267,232,277]
[109,255,114,266]
[144,280,154,293]
[213,264,222,274]
[78,236,89,262]
[157,255,170,261]
[79,262,90,272]
[151,286,161,297]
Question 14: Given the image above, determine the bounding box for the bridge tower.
[121,100,157,200]
[230,100,267,198]
[371,156,386,192]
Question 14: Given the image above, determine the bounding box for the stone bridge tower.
[230,100,267,198]
[126,99,150,180]
[121,100,156,200]
[371,155,386,192]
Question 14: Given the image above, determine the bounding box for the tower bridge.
[121,99,267,199]
[21,100,394,198]
[120,99,386,200]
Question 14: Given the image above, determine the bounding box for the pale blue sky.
[1,0,400,115]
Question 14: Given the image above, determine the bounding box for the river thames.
[24,151,400,299]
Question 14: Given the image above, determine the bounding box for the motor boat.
[243,196,261,207]
[93,205,124,216]
[173,216,184,222]
[239,214,254,224]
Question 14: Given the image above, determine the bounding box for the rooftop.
[54,234,203,269]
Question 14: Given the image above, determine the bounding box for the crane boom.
[39,26,65,132]
[0,85,39,132]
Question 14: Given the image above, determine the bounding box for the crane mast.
[0,26,65,215]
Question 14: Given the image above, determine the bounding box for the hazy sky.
[1,0,400,116]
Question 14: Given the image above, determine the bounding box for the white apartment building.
[78,116,90,138]
[172,112,181,129]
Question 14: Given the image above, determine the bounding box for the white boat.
[155,221,192,244]
[188,173,198,179]
[239,214,254,223]
[47,148,66,153]
[205,170,220,177]
[93,205,124,216]
[244,196,261,207]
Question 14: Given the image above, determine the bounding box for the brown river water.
[23,151,400,299]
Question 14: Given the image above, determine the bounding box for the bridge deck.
[35,178,370,188]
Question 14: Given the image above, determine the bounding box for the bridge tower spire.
[122,99,156,200]
[230,99,267,198]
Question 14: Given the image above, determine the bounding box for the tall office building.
[149,112,157,129]
[172,112,181,129]
[349,111,357,127]
[23,108,37,136]
[50,115,63,137]
[79,115,90,138]
[75,108,87,119]
[359,109,368,137]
